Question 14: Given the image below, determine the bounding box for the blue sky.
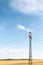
[0,0,43,59]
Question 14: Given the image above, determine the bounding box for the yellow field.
[32,59,43,65]
[0,60,29,65]
[0,59,43,65]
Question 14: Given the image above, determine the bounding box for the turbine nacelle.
[29,30,32,39]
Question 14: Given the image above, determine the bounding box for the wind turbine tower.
[29,30,32,65]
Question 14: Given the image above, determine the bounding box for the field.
[32,59,43,65]
[0,59,29,65]
[0,59,43,65]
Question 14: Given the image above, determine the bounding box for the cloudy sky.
[0,0,43,59]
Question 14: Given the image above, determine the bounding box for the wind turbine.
[17,24,32,64]
[29,30,32,65]
[25,30,32,65]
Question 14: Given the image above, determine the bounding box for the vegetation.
[0,59,29,65]
[0,59,43,65]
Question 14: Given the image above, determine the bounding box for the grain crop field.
[32,59,43,65]
[0,60,29,65]
[0,59,43,65]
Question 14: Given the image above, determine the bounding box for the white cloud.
[17,24,29,32]
[17,24,25,30]
[9,0,43,14]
